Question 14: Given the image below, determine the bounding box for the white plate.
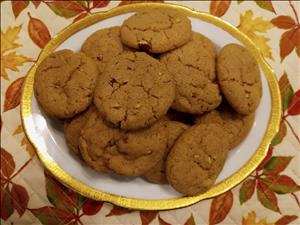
[21,3,281,210]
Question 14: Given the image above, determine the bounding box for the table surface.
[1,1,299,225]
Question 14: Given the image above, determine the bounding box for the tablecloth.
[1,1,299,224]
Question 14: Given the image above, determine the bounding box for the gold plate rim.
[21,3,281,210]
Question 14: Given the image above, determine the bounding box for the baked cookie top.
[94,51,175,130]
[217,44,262,115]
[81,27,123,73]
[34,49,98,119]
[166,123,229,196]
[120,9,192,53]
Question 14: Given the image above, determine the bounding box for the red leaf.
[184,214,196,225]
[292,28,300,46]
[11,183,29,216]
[4,77,25,112]
[0,148,15,178]
[239,179,256,204]
[257,147,273,170]
[31,0,41,8]
[30,206,75,225]
[209,191,233,225]
[209,0,231,17]
[271,16,296,29]
[280,28,297,62]
[263,156,293,174]
[46,1,86,18]
[73,12,88,23]
[106,205,132,217]
[287,90,300,115]
[0,186,14,220]
[158,215,172,225]
[275,215,298,225]
[93,0,110,8]
[27,13,51,48]
[140,211,158,225]
[257,180,280,212]
[82,199,103,215]
[11,0,29,18]
[262,175,300,194]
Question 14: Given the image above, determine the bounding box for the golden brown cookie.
[166,123,229,196]
[120,9,192,53]
[217,44,262,115]
[94,51,175,130]
[34,49,98,119]
[197,107,254,149]
[81,27,123,73]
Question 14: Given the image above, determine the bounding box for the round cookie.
[34,49,98,119]
[217,44,262,115]
[94,51,175,130]
[120,9,192,53]
[197,107,254,149]
[143,121,188,184]
[81,27,123,73]
[166,123,229,196]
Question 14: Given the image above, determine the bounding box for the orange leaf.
[0,148,15,179]
[257,180,280,212]
[296,44,300,57]
[11,0,29,18]
[210,0,231,17]
[275,215,298,225]
[209,191,233,225]
[280,28,296,62]
[242,211,275,225]
[73,12,88,23]
[27,13,51,48]
[287,90,300,115]
[184,214,196,225]
[291,27,300,46]
[31,0,41,8]
[239,179,256,204]
[4,77,24,112]
[271,16,296,29]
[158,215,172,225]
[11,183,29,216]
[106,205,132,217]
[140,211,158,225]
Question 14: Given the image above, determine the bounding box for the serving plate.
[21,3,281,210]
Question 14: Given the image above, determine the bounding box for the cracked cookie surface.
[217,44,262,115]
[34,49,98,119]
[120,9,192,53]
[94,51,175,130]
[143,120,188,184]
[166,123,229,196]
[81,27,123,73]
[197,106,254,149]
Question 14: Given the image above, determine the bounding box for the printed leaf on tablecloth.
[240,178,256,204]
[92,0,110,8]
[1,26,21,53]
[296,45,300,57]
[31,0,41,8]
[262,175,300,194]
[0,186,14,220]
[257,180,280,213]
[46,1,86,18]
[209,191,233,225]
[0,148,15,178]
[140,211,158,225]
[263,156,293,175]
[27,13,51,48]
[3,77,24,112]
[11,183,29,216]
[184,214,196,225]
[254,1,275,14]
[209,1,231,17]
[82,199,103,215]
[287,90,300,116]
[279,73,294,111]
[242,211,274,225]
[106,205,132,217]
[257,147,273,171]
[237,10,273,59]
[13,124,36,157]
[271,121,287,146]
[271,16,296,29]
[73,12,88,23]
[11,0,29,18]
[275,215,298,225]
[158,215,172,225]
[280,28,298,62]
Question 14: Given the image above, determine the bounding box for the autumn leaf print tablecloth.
[1,1,299,225]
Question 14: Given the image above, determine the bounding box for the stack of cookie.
[34,9,262,196]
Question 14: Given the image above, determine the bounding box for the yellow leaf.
[242,211,274,225]
[13,124,23,135]
[21,136,36,157]
[1,26,22,54]
[238,10,273,59]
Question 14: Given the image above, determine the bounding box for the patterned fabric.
[1,1,299,225]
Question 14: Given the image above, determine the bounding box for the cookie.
[81,27,123,73]
[143,121,188,184]
[64,106,94,155]
[217,44,262,115]
[197,107,254,149]
[94,51,175,130]
[34,49,98,119]
[166,123,229,196]
[160,32,221,114]
[120,9,192,53]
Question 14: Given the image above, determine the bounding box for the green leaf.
[255,0,276,14]
[263,156,293,174]
[239,178,256,204]
[257,180,280,212]
[271,120,287,146]
[279,73,294,111]
[262,175,300,194]
[46,1,86,18]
